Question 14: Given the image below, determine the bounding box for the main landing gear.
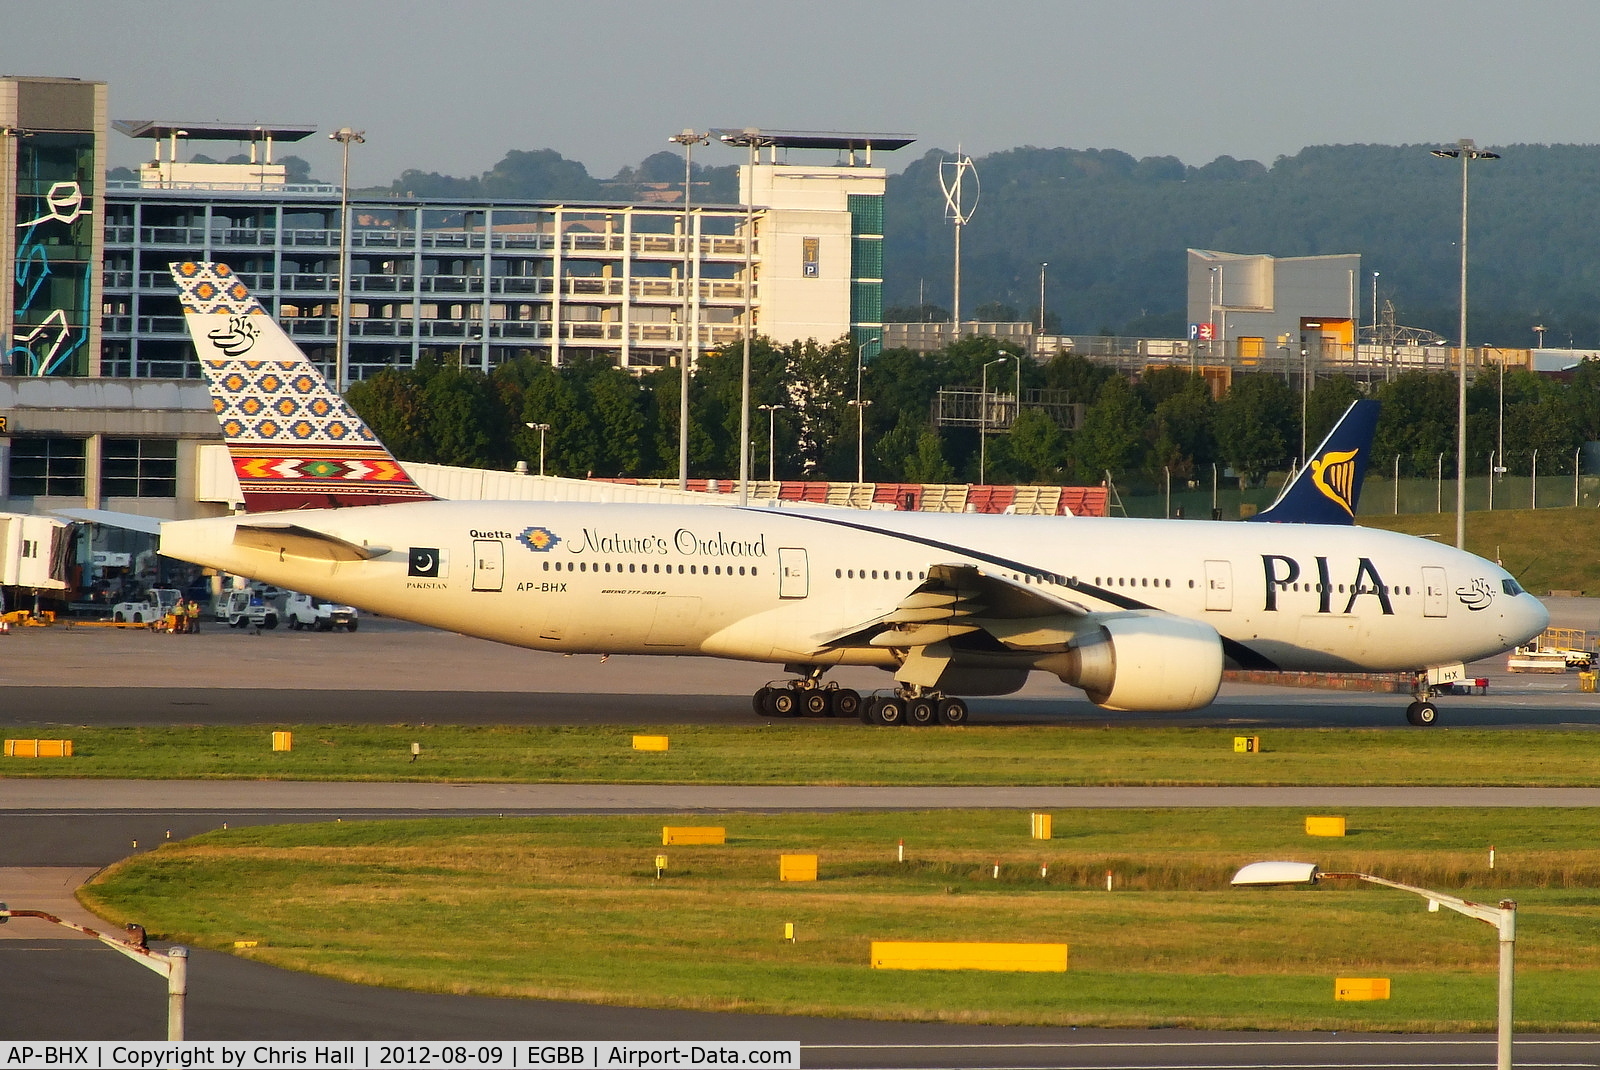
[749,672,970,726]
[753,671,863,719]
[860,689,969,727]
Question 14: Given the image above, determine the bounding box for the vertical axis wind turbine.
[939,147,979,328]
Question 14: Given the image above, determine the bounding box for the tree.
[346,367,429,461]
[883,303,950,323]
[905,429,956,483]
[1214,374,1295,486]
[420,364,504,468]
[1070,376,1148,478]
[587,368,653,475]
[480,149,600,200]
[1150,380,1216,477]
[1008,408,1064,482]
[521,372,593,476]
[972,300,1019,322]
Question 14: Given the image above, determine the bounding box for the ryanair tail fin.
[1248,399,1380,525]
[169,261,434,512]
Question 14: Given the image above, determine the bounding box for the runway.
[3,608,1600,1064]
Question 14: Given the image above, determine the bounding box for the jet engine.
[1043,612,1224,712]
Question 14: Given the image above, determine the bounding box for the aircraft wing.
[817,562,1091,653]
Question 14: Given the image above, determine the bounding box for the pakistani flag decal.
[409,547,442,577]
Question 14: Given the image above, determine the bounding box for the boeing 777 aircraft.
[147,262,1546,727]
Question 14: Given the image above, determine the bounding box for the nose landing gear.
[1406,675,1441,725]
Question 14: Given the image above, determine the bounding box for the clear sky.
[5,0,1597,185]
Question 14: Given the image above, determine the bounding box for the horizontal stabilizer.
[52,508,164,535]
[232,523,390,562]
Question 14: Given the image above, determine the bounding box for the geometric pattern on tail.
[170,261,432,508]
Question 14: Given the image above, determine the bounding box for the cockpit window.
[1502,578,1525,596]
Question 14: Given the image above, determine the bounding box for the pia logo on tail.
[207,315,260,357]
[1310,448,1359,516]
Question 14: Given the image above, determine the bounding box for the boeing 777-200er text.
[147,262,1546,726]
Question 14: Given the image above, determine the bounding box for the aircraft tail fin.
[1248,399,1380,525]
[169,261,434,512]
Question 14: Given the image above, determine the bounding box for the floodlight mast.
[1231,862,1516,1070]
[668,129,710,492]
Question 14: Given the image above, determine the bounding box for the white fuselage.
[159,501,1548,686]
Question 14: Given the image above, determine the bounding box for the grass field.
[3,722,1600,785]
[79,809,1600,1030]
[1362,507,1600,595]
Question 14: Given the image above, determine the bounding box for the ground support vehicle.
[284,592,359,631]
[109,589,180,626]
[215,589,279,629]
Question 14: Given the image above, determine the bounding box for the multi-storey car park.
[100,121,906,381]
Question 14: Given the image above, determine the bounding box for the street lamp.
[757,404,785,483]
[1431,138,1499,550]
[980,355,1009,484]
[1232,861,1517,1070]
[329,127,365,395]
[668,129,709,492]
[525,422,550,477]
[1,903,188,1040]
[847,399,872,484]
[717,128,775,506]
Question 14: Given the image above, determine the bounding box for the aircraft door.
[1422,566,1447,617]
[472,539,504,592]
[778,547,809,599]
[1203,559,1232,611]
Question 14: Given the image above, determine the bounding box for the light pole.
[758,404,784,482]
[980,355,1009,484]
[329,127,365,395]
[1532,449,1539,510]
[996,348,1021,427]
[1437,451,1445,514]
[525,422,550,477]
[1431,138,1499,550]
[1038,262,1048,332]
[853,339,880,485]
[668,130,709,492]
[847,399,871,484]
[1,903,188,1039]
[1232,861,1517,1070]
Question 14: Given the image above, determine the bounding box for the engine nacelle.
[1043,612,1224,712]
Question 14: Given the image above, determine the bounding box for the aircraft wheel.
[752,687,772,716]
[859,696,879,724]
[872,697,906,727]
[802,690,831,717]
[766,688,800,717]
[1406,700,1439,726]
[832,689,862,719]
[937,697,970,726]
[906,697,938,726]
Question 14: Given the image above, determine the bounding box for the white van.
[284,592,360,632]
